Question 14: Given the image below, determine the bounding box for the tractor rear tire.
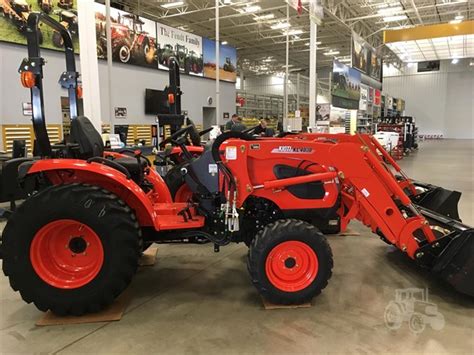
[247,219,333,304]
[2,184,141,316]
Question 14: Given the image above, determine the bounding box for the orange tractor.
[2,14,472,316]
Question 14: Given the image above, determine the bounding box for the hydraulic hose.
[210,131,255,196]
[210,131,255,163]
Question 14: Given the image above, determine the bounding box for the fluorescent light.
[221,41,228,45]
[377,6,403,15]
[407,62,414,68]
[324,50,340,56]
[254,13,274,20]
[284,29,303,35]
[454,15,464,20]
[304,41,321,46]
[270,22,291,30]
[160,1,185,9]
[243,5,261,13]
[383,15,408,22]
[449,19,462,24]
[451,58,459,64]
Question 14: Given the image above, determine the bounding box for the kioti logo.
[271,146,313,154]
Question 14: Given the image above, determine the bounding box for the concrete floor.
[1,139,473,354]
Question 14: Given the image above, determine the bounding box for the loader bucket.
[433,229,474,297]
[412,183,462,221]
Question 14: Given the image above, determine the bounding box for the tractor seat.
[70,116,147,183]
[113,156,148,182]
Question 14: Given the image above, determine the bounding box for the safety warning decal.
[225,146,237,160]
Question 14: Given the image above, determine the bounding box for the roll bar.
[18,12,78,157]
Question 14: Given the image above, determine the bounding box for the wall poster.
[156,22,203,76]
[203,37,237,83]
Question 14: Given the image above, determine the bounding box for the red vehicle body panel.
[25,158,172,229]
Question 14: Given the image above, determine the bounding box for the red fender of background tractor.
[170,146,204,155]
[24,159,172,228]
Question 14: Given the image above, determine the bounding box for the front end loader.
[1,13,472,316]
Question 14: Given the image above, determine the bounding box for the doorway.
[202,107,216,139]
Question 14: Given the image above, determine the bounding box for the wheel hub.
[30,219,104,289]
[68,236,87,254]
[284,257,296,269]
[265,241,319,292]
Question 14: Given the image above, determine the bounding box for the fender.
[170,146,204,155]
[22,159,169,228]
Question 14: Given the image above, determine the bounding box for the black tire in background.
[2,184,141,316]
[248,219,333,304]
[164,162,187,200]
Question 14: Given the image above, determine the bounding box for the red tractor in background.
[2,14,473,316]
[95,12,154,64]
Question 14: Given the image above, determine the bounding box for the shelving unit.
[236,91,299,121]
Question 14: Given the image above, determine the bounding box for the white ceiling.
[107,0,474,74]
[387,34,474,62]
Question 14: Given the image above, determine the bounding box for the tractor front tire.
[2,184,141,316]
[247,219,333,304]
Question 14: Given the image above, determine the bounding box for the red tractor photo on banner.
[95,4,157,68]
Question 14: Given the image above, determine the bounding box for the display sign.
[0,1,236,82]
[95,3,158,69]
[309,0,324,25]
[114,107,127,119]
[203,38,237,83]
[0,0,79,53]
[374,89,381,107]
[331,60,361,110]
[22,102,32,116]
[157,23,203,76]
[351,32,382,82]
[359,85,368,111]
[287,0,302,15]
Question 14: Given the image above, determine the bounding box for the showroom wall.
[0,42,236,131]
[242,67,332,101]
[383,59,473,139]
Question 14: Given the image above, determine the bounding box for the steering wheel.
[159,125,195,148]
[242,125,259,134]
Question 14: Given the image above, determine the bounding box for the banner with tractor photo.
[331,59,361,110]
[351,32,382,82]
[0,0,79,53]
[156,22,203,77]
[94,3,157,69]
[202,37,237,83]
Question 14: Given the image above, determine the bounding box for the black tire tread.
[2,183,141,315]
[247,219,333,304]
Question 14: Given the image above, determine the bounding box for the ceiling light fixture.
[270,22,291,30]
[242,5,261,13]
[451,58,459,64]
[383,15,408,22]
[454,15,464,20]
[377,6,403,16]
[221,41,228,45]
[283,29,303,35]
[160,1,185,9]
[449,19,462,24]
[324,50,340,56]
[254,13,274,20]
